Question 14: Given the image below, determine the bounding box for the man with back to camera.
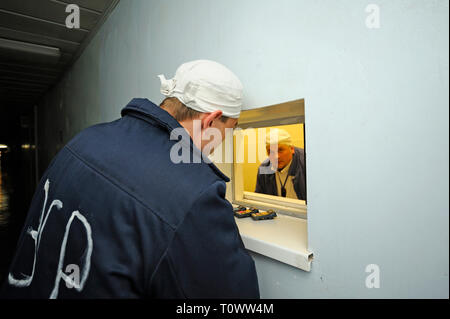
[0,60,260,298]
[255,128,307,200]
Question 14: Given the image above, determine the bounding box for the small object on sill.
[233,205,247,213]
[251,209,277,221]
[235,207,258,218]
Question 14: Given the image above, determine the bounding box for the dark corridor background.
[0,106,37,286]
[0,0,118,289]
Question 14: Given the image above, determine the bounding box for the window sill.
[236,191,307,219]
[234,212,313,271]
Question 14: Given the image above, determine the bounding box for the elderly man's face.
[266,144,294,170]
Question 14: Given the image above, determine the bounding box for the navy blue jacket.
[255,147,307,201]
[1,98,259,299]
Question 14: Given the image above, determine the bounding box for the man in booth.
[255,129,307,200]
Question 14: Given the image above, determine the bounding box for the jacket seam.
[146,179,224,295]
[64,145,176,230]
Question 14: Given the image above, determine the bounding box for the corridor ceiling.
[0,0,119,110]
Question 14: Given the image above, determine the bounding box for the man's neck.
[162,106,204,151]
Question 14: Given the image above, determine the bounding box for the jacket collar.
[288,148,301,179]
[121,98,230,182]
[121,98,182,132]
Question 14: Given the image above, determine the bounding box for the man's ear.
[201,110,223,129]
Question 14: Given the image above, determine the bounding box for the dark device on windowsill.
[251,209,277,221]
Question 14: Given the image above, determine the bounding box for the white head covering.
[266,128,292,146]
[158,60,243,118]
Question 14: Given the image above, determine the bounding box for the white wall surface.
[38,0,449,298]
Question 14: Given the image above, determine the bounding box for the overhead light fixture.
[0,38,61,58]
[0,144,8,149]
[0,38,61,64]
